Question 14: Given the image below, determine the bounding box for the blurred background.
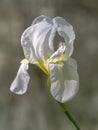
[0,0,98,130]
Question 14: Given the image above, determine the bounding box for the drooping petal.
[49,58,79,103]
[10,61,30,94]
[53,17,75,57]
[21,17,53,62]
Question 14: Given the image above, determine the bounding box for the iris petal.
[32,22,53,61]
[53,17,75,57]
[10,61,30,94]
[32,15,52,25]
[49,42,66,63]
[49,58,79,103]
[21,26,36,62]
[21,18,53,62]
[21,16,75,63]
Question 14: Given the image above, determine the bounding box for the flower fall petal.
[49,58,79,103]
[10,61,30,94]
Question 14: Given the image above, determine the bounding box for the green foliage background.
[0,0,98,129]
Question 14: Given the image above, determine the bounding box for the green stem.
[57,102,80,130]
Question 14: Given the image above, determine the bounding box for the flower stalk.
[58,102,80,130]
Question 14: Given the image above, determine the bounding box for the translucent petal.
[49,58,79,103]
[32,15,52,25]
[21,16,75,63]
[48,23,58,51]
[49,42,66,63]
[21,18,53,62]
[21,26,36,62]
[10,62,30,94]
[32,22,53,61]
[53,17,75,57]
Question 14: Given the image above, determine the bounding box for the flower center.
[21,48,65,76]
[34,52,65,76]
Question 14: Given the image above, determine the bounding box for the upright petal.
[49,42,66,63]
[32,21,53,61]
[49,58,79,103]
[32,15,52,25]
[21,17,53,62]
[21,26,37,62]
[10,61,30,94]
[53,17,75,57]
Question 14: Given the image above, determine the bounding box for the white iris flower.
[10,15,79,103]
